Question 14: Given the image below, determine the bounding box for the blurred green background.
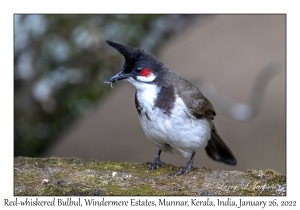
[14,14,197,157]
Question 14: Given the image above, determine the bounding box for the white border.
[1,0,299,209]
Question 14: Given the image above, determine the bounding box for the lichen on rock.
[14,157,286,196]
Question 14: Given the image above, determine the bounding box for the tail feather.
[205,128,237,165]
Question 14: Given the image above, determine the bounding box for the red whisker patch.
[141,68,151,77]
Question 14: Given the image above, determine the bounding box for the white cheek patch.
[136,73,156,82]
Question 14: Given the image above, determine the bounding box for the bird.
[105,40,236,175]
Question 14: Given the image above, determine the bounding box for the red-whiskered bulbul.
[106,40,236,175]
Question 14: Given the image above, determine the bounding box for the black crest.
[106,40,144,73]
[106,40,167,77]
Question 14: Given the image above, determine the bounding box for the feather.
[205,126,237,165]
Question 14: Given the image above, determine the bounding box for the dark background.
[14,15,286,175]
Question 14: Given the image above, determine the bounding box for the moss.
[105,183,160,196]
[245,169,286,185]
[14,157,286,196]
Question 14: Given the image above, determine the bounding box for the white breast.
[128,79,211,158]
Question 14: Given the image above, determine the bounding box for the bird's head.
[106,40,166,88]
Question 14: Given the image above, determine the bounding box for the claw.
[175,165,193,176]
[174,151,195,176]
[149,158,164,170]
[149,150,164,170]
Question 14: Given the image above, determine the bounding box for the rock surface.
[14,157,286,196]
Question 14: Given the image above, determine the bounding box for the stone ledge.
[14,157,286,196]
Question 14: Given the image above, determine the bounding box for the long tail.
[205,126,237,165]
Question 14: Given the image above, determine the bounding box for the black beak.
[107,71,131,83]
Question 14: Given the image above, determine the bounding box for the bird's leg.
[175,151,196,176]
[149,150,164,170]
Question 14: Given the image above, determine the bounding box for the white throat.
[127,77,160,107]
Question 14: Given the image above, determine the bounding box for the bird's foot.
[149,157,164,170]
[175,163,193,176]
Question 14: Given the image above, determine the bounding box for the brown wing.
[176,78,216,120]
[175,77,236,165]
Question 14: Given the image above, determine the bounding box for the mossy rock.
[14,157,286,196]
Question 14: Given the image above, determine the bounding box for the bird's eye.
[135,68,142,72]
